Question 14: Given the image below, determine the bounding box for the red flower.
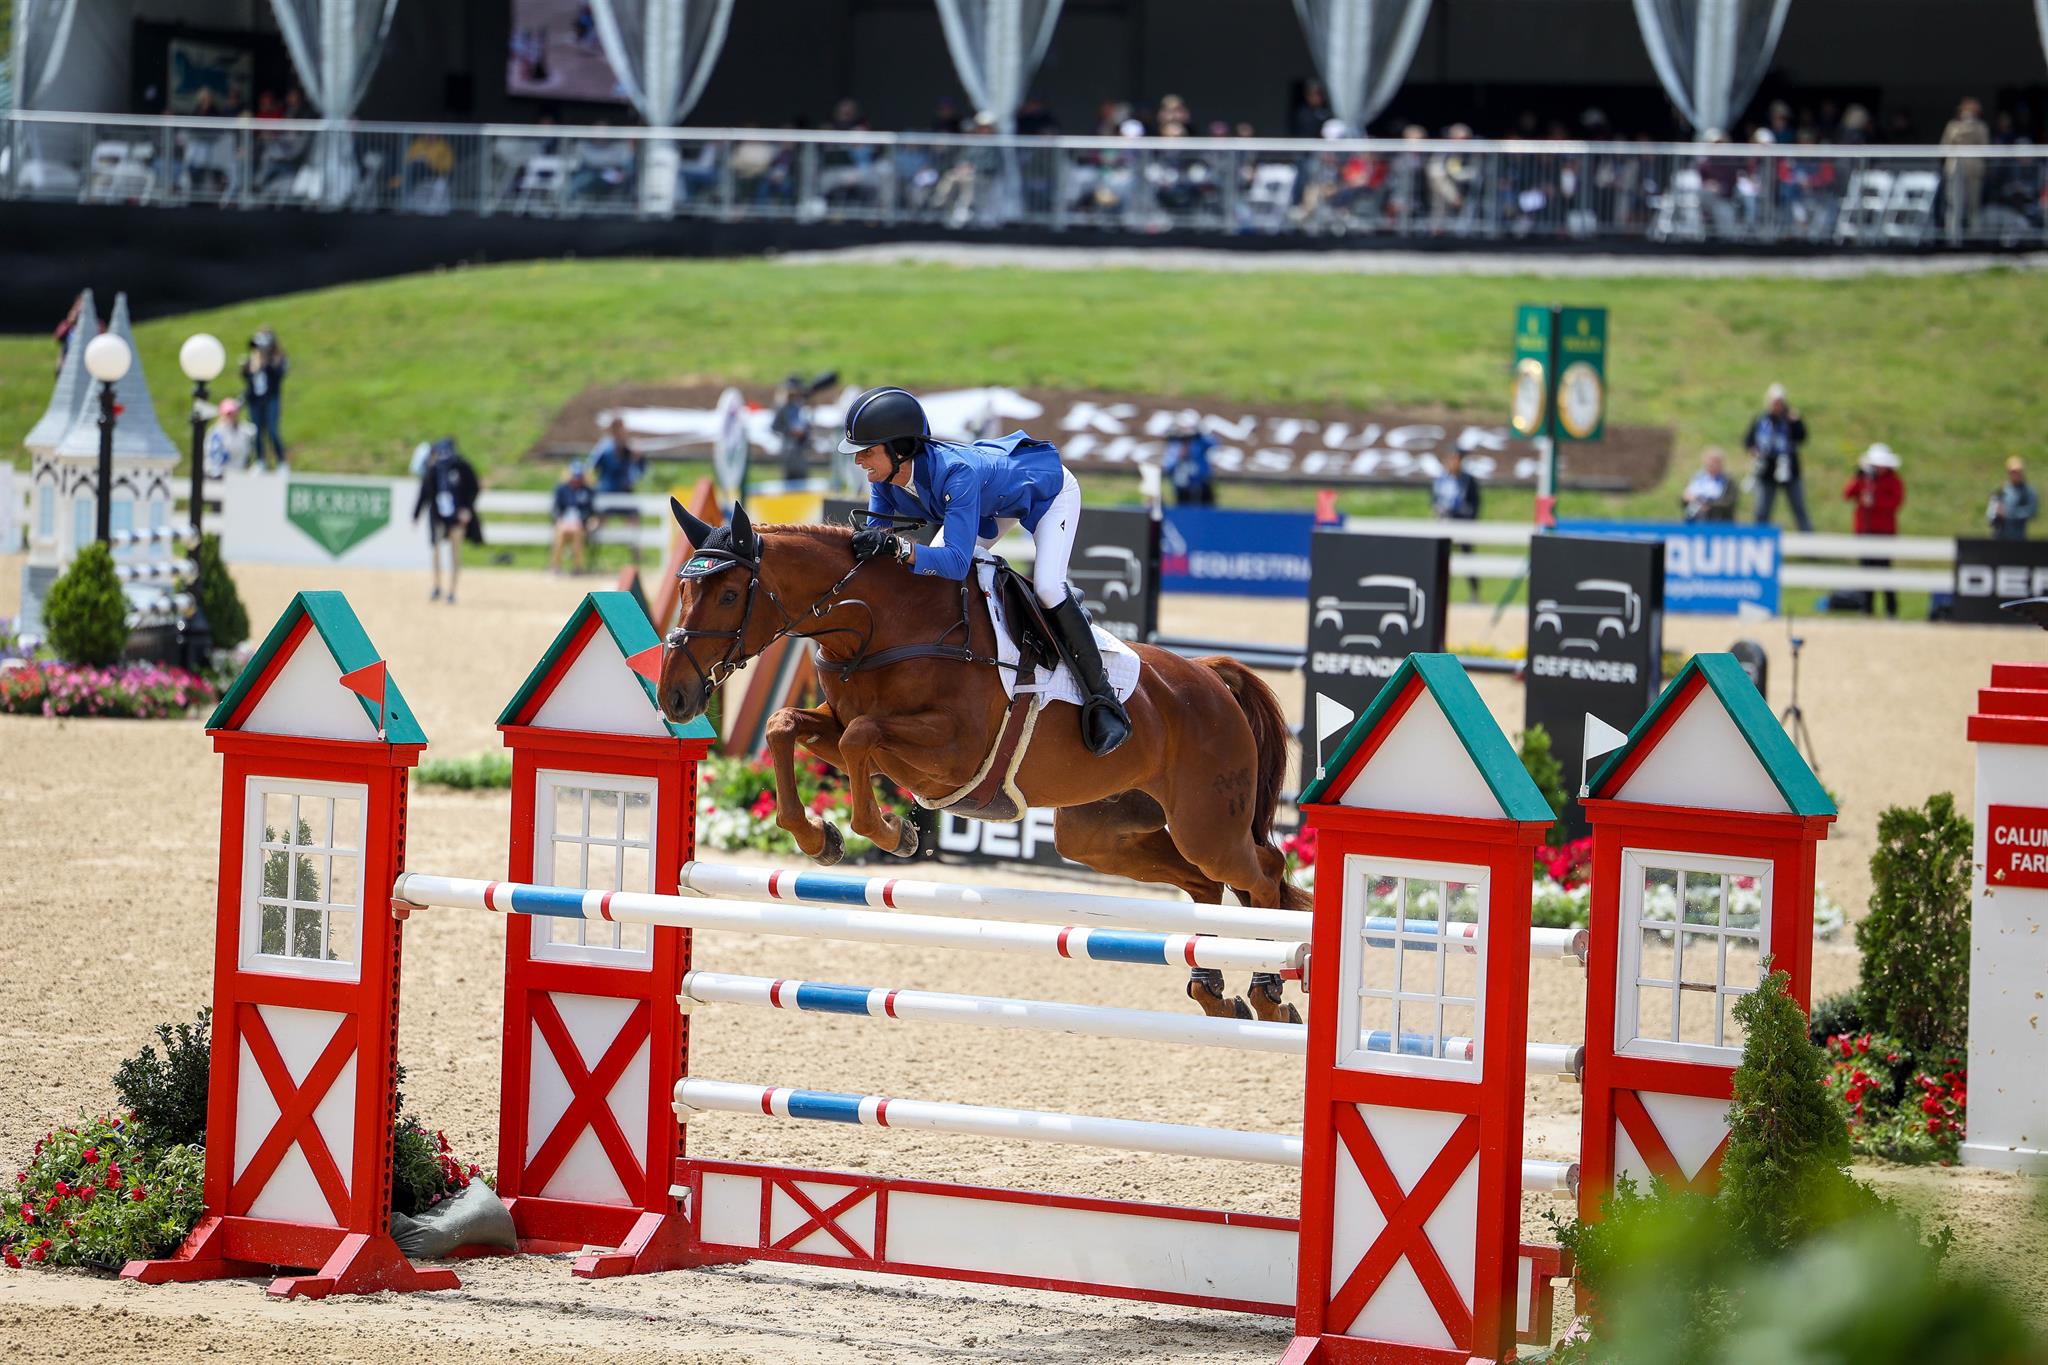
[51,1181,68,1198]
[27,1246,44,1263]
[1926,1119,1941,1134]
[129,1187,146,1202]
[41,1197,58,1215]
[2,1251,18,1269]
[81,1149,98,1166]
[18,1206,34,1226]
[76,1185,95,1203]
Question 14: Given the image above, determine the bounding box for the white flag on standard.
[1315,693,1357,777]
[1580,712,1631,797]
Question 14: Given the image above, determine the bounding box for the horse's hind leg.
[1053,795,1252,1021]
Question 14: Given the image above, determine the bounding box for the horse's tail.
[1201,656,1312,911]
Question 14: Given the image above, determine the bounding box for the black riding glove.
[851,528,913,565]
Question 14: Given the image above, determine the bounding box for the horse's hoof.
[1248,977,1303,1025]
[888,820,920,859]
[1186,977,1252,1021]
[813,821,845,867]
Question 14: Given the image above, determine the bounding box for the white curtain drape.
[589,0,735,127]
[1632,0,1792,134]
[933,0,1065,132]
[268,0,400,117]
[1290,0,1433,132]
[10,0,82,109]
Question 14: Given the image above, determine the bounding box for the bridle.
[664,525,1009,694]
[663,541,871,696]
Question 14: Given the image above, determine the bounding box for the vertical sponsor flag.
[1314,693,1357,781]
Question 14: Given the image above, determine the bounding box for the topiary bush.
[1857,794,1973,1056]
[192,533,249,652]
[42,542,129,667]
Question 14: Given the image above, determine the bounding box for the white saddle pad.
[975,556,1141,707]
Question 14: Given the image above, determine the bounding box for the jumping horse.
[655,500,1308,1022]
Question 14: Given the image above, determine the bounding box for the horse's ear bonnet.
[671,498,759,580]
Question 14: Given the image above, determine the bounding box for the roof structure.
[499,591,714,740]
[208,591,425,744]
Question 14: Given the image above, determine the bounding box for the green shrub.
[111,1011,213,1149]
[1858,794,1973,1055]
[192,533,249,652]
[414,752,514,790]
[1806,988,1866,1048]
[1516,724,1569,845]
[43,542,129,666]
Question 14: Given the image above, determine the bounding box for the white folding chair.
[1881,170,1940,242]
[1244,162,1297,231]
[513,155,569,213]
[1650,168,1706,242]
[1833,169,1892,243]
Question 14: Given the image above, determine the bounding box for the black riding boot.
[1047,590,1132,756]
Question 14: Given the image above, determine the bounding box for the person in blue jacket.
[840,386,1132,756]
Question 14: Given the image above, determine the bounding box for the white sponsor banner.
[219,470,428,569]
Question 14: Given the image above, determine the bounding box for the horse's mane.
[761,523,855,540]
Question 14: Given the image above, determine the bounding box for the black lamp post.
[177,333,227,673]
[83,333,133,544]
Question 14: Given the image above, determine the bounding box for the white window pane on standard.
[1638,983,1674,1041]
[535,774,658,966]
[1641,866,1679,922]
[329,855,358,908]
[1683,872,1722,927]
[1356,992,1395,1052]
[332,796,360,852]
[1723,989,1750,1050]
[306,793,333,848]
[264,790,295,842]
[1725,935,1764,992]
[622,790,652,844]
[327,911,358,964]
[1440,1002,1477,1059]
[1639,923,1676,983]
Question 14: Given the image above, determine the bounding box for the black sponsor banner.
[1952,539,2048,625]
[1302,531,1451,788]
[933,808,1080,870]
[1525,533,1664,836]
[1072,506,1160,644]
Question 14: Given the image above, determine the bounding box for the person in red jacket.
[1844,442,1905,618]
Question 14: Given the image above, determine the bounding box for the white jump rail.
[392,874,1307,974]
[680,969,1586,1078]
[674,1079,1580,1194]
[680,861,1587,963]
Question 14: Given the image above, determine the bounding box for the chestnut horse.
[655,501,1309,1021]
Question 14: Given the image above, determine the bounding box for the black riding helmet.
[837,386,929,474]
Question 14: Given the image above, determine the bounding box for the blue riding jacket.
[866,433,1065,581]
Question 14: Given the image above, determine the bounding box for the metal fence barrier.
[7,111,2045,248]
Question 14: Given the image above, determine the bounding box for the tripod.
[1778,625,1820,774]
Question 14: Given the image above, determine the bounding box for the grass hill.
[5,257,2044,535]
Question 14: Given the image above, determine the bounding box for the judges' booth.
[493,593,717,1275]
[124,593,457,1297]
[1578,654,1833,1210]
[1289,655,1555,1364]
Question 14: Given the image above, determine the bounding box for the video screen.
[506,0,629,105]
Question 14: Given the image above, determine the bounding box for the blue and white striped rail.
[674,1079,1579,1193]
[392,874,1308,974]
[680,970,1583,1078]
[681,861,1585,962]
[106,524,198,549]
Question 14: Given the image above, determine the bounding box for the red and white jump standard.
[1286,655,1558,1364]
[1577,654,1833,1213]
[122,592,457,1298]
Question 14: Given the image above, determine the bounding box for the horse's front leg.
[838,709,958,858]
[765,703,848,864]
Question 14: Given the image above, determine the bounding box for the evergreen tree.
[1517,724,1569,845]
[43,541,130,666]
[1857,794,1973,1055]
[192,533,250,652]
[1718,966,1867,1256]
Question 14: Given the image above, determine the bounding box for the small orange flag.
[339,660,389,733]
[626,644,666,686]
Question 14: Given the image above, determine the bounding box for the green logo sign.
[286,480,391,557]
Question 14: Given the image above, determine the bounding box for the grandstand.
[3,0,2045,321]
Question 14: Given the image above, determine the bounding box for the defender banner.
[1302,531,1451,787]
[1525,533,1665,834]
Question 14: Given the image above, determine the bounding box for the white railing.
[7,109,2046,247]
[1346,516,1957,594]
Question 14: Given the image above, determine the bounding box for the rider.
[839,386,1133,757]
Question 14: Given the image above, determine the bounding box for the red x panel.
[524,992,652,1195]
[227,1003,355,1224]
[1326,1103,1478,1345]
[1614,1089,1731,1192]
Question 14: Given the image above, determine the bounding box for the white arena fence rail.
[1346,515,1960,596]
[7,110,2046,249]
